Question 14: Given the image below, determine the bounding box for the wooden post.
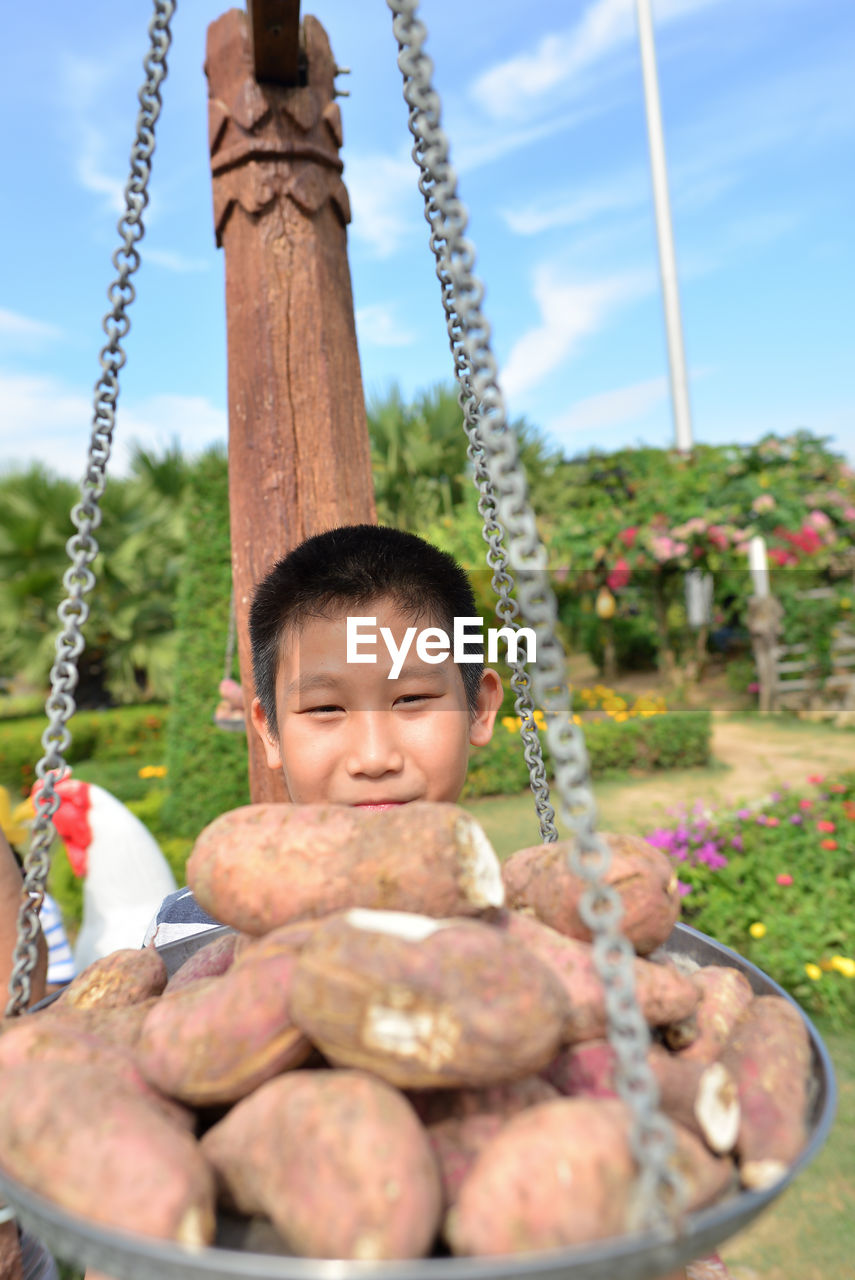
[206,10,376,803]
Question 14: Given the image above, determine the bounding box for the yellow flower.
[749,922,767,939]
[840,597,852,611]
[805,963,822,981]
[830,955,855,978]
[138,765,168,779]
[572,714,582,725]
[501,716,518,733]
[614,712,629,722]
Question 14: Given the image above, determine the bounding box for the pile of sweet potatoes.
[0,802,815,1261]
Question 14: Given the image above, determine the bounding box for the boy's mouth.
[352,801,409,811]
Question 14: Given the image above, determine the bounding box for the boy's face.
[250,596,503,808]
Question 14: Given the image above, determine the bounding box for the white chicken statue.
[30,776,177,971]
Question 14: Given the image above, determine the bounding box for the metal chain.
[387,0,683,1230]
[5,0,176,1018]
[402,37,556,843]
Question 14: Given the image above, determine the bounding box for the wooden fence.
[772,589,855,712]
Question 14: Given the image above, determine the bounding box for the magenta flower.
[789,813,803,825]
[776,873,793,886]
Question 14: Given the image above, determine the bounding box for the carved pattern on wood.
[206,11,350,244]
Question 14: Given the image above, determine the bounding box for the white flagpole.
[635,0,694,455]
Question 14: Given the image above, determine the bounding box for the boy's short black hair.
[249,524,484,735]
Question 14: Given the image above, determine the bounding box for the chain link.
[387,0,684,1230]
[5,0,176,1018]
[401,28,556,843]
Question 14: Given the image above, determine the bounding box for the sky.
[1,0,853,480]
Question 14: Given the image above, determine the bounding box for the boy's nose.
[345,713,404,778]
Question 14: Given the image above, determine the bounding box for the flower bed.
[645,772,855,1026]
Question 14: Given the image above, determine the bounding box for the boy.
[146,523,504,945]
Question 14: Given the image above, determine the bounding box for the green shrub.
[462,708,711,798]
[0,706,165,797]
[161,449,250,840]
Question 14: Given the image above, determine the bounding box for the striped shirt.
[39,893,75,985]
[142,886,222,950]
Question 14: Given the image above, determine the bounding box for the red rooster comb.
[30,776,92,877]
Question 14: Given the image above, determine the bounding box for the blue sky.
[1,0,853,478]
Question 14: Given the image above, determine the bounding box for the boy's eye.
[396,693,433,705]
[303,704,343,715]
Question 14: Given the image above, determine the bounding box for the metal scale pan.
[0,923,836,1280]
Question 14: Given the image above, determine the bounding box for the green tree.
[368,383,561,531]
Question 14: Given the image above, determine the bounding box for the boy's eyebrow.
[390,664,449,684]
[285,672,345,698]
[286,663,450,699]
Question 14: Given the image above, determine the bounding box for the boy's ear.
[250,697,283,772]
[469,669,504,748]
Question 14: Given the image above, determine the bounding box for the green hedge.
[0,705,167,797]
[161,449,250,840]
[462,708,711,799]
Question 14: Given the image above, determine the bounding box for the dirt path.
[468,715,855,854]
[594,716,855,833]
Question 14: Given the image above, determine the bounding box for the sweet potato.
[496,910,699,1042]
[427,1113,506,1209]
[52,947,167,1011]
[50,996,159,1050]
[666,965,755,1061]
[446,1098,735,1256]
[137,948,312,1106]
[0,1062,215,1245]
[201,1069,442,1259]
[187,802,504,934]
[502,833,681,954]
[544,1039,740,1154]
[719,995,812,1189]
[164,930,240,991]
[0,1017,193,1132]
[409,1075,559,1126]
[290,909,568,1088]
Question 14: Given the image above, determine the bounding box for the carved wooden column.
[206,10,377,802]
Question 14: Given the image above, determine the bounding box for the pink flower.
[618,526,638,549]
[707,525,730,549]
[807,509,832,532]
[747,681,760,693]
[765,816,780,827]
[844,506,855,522]
[799,799,813,810]
[776,873,793,886]
[752,494,776,513]
[817,820,836,833]
[808,774,824,785]
[607,557,631,591]
[821,839,838,851]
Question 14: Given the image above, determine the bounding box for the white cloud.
[547,375,668,442]
[0,373,226,478]
[345,151,421,258]
[144,248,211,274]
[356,303,415,348]
[470,0,724,121]
[120,395,228,461]
[0,309,61,343]
[502,167,647,236]
[61,55,126,213]
[500,265,653,399]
